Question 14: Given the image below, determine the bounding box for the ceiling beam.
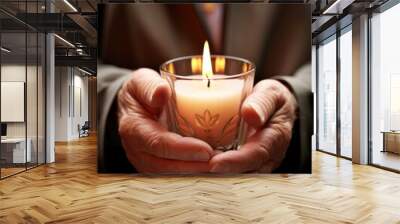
[67,13,97,45]
[55,55,96,71]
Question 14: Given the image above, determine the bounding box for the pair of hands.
[117,68,297,173]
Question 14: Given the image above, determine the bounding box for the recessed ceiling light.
[77,67,93,76]
[63,0,78,12]
[323,0,354,15]
[1,47,11,53]
[54,34,75,48]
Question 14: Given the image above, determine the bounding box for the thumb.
[241,80,284,128]
[126,68,171,109]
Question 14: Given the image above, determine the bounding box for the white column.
[46,32,55,163]
[352,14,369,164]
[45,0,56,163]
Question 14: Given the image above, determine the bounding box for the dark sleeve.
[273,64,312,173]
[97,64,136,173]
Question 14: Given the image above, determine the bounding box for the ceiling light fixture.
[63,0,78,12]
[323,0,354,15]
[76,48,86,56]
[54,34,75,48]
[1,47,11,53]
[78,67,93,76]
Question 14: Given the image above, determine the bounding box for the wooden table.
[381,131,400,154]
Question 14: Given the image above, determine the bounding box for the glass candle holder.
[160,55,255,151]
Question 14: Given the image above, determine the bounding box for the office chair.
[79,121,90,138]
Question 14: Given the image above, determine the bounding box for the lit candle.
[174,77,244,148]
[161,41,255,151]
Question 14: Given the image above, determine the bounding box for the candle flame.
[168,63,175,74]
[242,63,248,73]
[202,41,213,79]
[215,56,225,73]
[191,57,202,74]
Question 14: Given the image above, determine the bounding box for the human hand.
[209,79,298,173]
[117,68,214,173]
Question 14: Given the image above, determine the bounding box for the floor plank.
[0,135,400,223]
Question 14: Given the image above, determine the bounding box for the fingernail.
[193,151,210,161]
[248,102,265,124]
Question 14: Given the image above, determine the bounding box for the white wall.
[55,66,70,141]
[55,67,89,141]
[1,65,26,137]
[1,65,38,138]
[71,73,89,138]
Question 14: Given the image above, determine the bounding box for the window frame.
[315,22,353,160]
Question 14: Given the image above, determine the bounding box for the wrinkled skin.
[117,68,297,173]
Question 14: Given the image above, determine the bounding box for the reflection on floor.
[1,167,25,178]
[372,150,400,171]
[0,135,400,223]
[341,147,352,159]
[1,163,44,179]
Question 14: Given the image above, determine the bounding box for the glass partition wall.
[316,0,400,172]
[316,25,352,159]
[0,31,27,177]
[339,27,352,159]
[0,2,46,179]
[370,2,400,171]
[317,35,337,155]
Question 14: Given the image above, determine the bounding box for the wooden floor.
[1,163,45,178]
[1,135,400,223]
[1,167,26,178]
